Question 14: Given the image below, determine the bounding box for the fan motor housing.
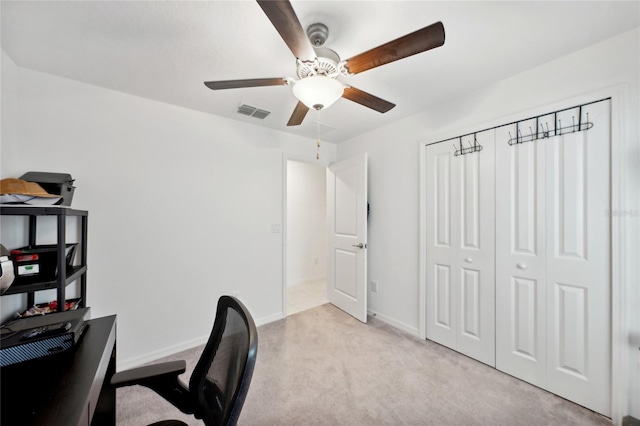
[296,47,341,79]
[307,23,329,47]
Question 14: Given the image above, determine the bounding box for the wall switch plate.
[271,224,281,233]
[371,281,379,293]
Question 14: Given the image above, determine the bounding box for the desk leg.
[91,343,116,425]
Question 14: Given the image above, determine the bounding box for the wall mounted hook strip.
[429,98,609,153]
[508,116,593,145]
[578,105,582,129]
[454,135,483,156]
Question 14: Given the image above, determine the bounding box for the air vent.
[251,109,270,119]
[236,104,271,120]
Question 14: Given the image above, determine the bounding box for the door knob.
[517,263,527,270]
[352,243,364,249]
[464,257,473,263]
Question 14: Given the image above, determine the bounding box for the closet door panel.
[495,123,547,385]
[461,268,480,338]
[511,276,539,361]
[545,102,611,416]
[426,133,495,367]
[434,264,452,329]
[426,143,459,349]
[456,132,495,366]
[513,142,538,255]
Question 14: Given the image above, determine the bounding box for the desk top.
[1,315,116,425]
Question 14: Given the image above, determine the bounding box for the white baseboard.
[255,311,284,327]
[116,334,209,371]
[367,309,420,338]
[116,311,286,371]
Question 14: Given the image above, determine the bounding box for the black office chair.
[111,295,258,426]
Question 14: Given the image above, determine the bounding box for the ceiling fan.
[204,0,445,126]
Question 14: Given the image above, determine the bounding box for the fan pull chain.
[316,109,321,160]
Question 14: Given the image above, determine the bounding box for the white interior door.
[327,154,368,323]
[425,133,495,366]
[495,100,611,415]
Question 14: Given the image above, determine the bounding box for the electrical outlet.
[371,281,379,293]
[271,223,281,233]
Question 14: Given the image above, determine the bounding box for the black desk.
[1,315,117,425]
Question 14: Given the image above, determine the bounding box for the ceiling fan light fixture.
[293,76,344,110]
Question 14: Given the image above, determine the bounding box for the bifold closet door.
[495,100,611,416]
[425,133,495,366]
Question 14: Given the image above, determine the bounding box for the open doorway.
[285,159,328,316]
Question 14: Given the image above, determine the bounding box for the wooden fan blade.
[342,87,395,113]
[287,101,309,126]
[256,0,316,61]
[344,21,445,74]
[204,78,288,90]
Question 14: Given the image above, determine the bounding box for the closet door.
[495,121,547,385]
[545,101,610,415]
[495,101,611,415]
[426,133,495,366]
[425,142,458,350]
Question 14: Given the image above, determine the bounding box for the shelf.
[1,205,89,313]
[0,205,88,217]
[2,265,87,295]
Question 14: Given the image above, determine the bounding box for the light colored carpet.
[116,304,611,425]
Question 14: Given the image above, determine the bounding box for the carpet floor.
[116,304,611,425]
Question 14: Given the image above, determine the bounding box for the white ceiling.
[2,1,638,143]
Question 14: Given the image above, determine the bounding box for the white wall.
[286,160,327,287]
[1,51,18,172]
[0,50,26,316]
[0,55,336,368]
[337,28,640,419]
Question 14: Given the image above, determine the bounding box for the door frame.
[418,85,630,425]
[281,153,331,318]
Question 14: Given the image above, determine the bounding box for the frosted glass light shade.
[292,76,344,110]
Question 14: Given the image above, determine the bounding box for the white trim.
[281,154,288,319]
[116,334,209,371]
[115,311,285,371]
[255,312,285,327]
[418,143,428,340]
[418,85,629,424]
[368,309,420,338]
[609,84,630,426]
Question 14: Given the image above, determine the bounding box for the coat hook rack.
[508,106,593,145]
[426,97,609,154]
[454,134,483,156]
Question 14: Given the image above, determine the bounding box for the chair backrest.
[189,295,258,426]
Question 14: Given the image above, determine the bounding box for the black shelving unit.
[0,205,88,313]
